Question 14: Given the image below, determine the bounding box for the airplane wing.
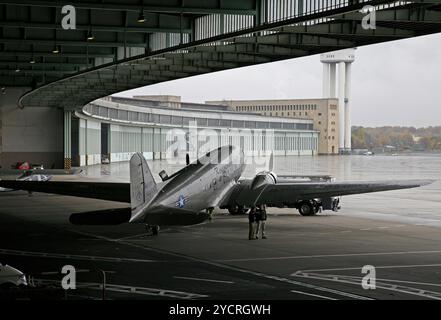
[0,180,130,203]
[0,168,82,176]
[223,179,434,207]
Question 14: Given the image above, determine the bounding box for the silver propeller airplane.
[0,145,433,235]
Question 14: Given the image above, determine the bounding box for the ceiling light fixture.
[87,30,95,41]
[137,8,146,23]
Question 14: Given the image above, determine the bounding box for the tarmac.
[1,175,441,300]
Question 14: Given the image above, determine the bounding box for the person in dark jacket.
[256,204,267,239]
[248,206,258,240]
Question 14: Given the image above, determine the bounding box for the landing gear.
[206,207,214,221]
[145,224,160,236]
[228,205,248,215]
[298,201,318,216]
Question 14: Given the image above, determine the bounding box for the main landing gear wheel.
[298,201,316,216]
[145,224,160,236]
[228,205,247,215]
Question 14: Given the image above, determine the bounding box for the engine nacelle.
[250,171,278,190]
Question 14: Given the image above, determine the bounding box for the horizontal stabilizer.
[69,207,131,225]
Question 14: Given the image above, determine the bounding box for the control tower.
[320,49,356,153]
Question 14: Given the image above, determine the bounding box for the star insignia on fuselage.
[176,195,187,208]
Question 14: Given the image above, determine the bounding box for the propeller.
[250,153,277,190]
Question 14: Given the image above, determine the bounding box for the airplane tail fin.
[129,153,158,223]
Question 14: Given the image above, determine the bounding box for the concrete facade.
[0,87,63,169]
[206,98,340,155]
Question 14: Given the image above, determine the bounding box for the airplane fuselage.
[137,154,245,226]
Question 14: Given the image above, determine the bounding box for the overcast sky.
[116,32,441,128]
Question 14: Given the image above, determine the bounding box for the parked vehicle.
[0,264,27,289]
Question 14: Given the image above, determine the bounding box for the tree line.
[352,126,441,151]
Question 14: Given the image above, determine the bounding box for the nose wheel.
[145,224,160,236]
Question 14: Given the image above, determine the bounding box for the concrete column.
[0,92,3,158]
[64,111,72,169]
[338,61,346,152]
[329,63,336,98]
[85,119,88,166]
[344,62,352,150]
[79,119,87,166]
[322,63,329,98]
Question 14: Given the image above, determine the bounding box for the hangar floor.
[1,154,441,300]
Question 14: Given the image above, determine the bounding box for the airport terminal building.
[207,98,340,155]
[73,95,320,167]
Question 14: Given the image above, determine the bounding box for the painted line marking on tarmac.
[292,272,441,300]
[115,233,154,241]
[174,276,235,284]
[301,263,441,273]
[0,248,158,263]
[314,273,441,288]
[290,289,337,300]
[35,279,208,299]
[216,250,441,262]
[71,230,371,300]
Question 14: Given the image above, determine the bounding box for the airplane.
[0,173,52,193]
[0,145,434,235]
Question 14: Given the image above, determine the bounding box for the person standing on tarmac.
[256,204,267,239]
[248,206,258,240]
